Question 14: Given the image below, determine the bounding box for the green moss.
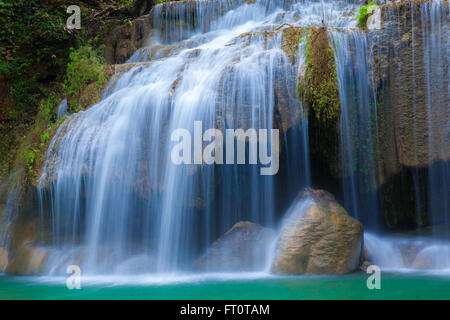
[297,27,340,123]
[296,27,341,178]
[63,45,107,112]
[0,1,134,189]
[10,90,64,185]
[358,2,377,29]
[0,0,75,117]
[117,0,136,5]
[281,27,310,64]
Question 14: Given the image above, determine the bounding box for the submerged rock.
[196,221,275,272]
[6,242,49,275]
[359,260,372,272]
[412,245,450,269]
[0,247,7,272]
[271,189,364,275]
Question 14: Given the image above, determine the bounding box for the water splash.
[365,233,450,272]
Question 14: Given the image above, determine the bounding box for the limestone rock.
[6,242,49,275]
[359,260,373,272]
[0,247,7,272]
[272,189,364,275]
[372,1,449,228]
[105,14,153,64]
[412,245,450,269]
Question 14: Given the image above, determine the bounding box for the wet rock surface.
[0,247,7,272]
[5,241,49,275]
[272,189,364,275]
[367,1,450,228]
[196,221,276,272]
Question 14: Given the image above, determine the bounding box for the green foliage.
[122,18,133,26]
[117,0,136,5]
[358,2,377,28]
[281,27,310,63]
[13,90,61,179]
[0,0,125,182]
[0,0,73,116]
[63,45,106,111]
[40,132,50,147]
[297,28,340,122]
[24,149,38,174]
[37,91,59,124]
[157,0,166,4]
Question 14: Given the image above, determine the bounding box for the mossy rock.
[298,27,340,122]
[297,27,341,178]
[281,27,310,64]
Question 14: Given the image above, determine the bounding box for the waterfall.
[330,29,380,226]
[420,0,450,238]
[56,99,68,121]
[362,0,450,271]
[40,0,360,275]
[365,233,450,271]
[0,175,21,273]
[374,0,449,232]
[32,0,450,277]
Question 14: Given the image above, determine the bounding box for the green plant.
[157,0,166,4]
[358,2,377,28]
[24,149,38,174]
[297,28,340,122]
[281,27,310,64]
[40,131,50,147]
[122,18,133,26]
[0,0,72,117]
[63,45,106,110]
[117,0,136,5]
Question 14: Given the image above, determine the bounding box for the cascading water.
[39,0,360,275]
[361,0,450,270]
[420,0,450,238]
[56,99,68,121]
[330,29,380,227]
[32,0,450,277]
[0,176,21,273]
[374,0,449,232]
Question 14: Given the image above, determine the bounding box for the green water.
[0,273,449,300]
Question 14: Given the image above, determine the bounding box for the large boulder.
[196,221,276,272]
[271,189,364,275]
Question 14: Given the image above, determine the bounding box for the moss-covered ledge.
[281,26,310,64]
[297,27,340,122]
[297,27,341,179]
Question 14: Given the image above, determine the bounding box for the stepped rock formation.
[272,189,364,275]
[1,0,449,275]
